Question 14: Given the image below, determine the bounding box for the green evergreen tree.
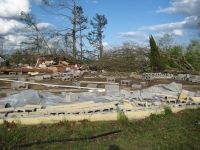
[149,35,165,71]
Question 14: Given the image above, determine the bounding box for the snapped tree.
[87,13,107,59]
[76,6,88,62]
[42,0,88,63]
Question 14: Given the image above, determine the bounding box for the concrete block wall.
[9,72,17,75]
[175,74,200,83]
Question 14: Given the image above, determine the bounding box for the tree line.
[1,0,200,74]
[6,0,107,65]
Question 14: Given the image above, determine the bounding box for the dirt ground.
[0,72,199,99]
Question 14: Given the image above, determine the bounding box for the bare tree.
[42,0,79,63]
[20,11,51,54]
[76,6,88,62]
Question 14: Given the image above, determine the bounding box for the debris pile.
[0,82,199,121]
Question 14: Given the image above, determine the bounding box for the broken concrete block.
[105,85,119,91]
[52,72,60,78]
[140,82,148,87]
[86,84,97,88]
[7,112,29,118]
[172,104,186,108]
[196,75,200,80]
[179,90,189,100]
[66,93,78,102]
[34,75,43,81]
[0,113,5,119]
[189,97,200,102]
[98,75,105,78]
[141,92,153,100]
[73,73,80,79]
[133,75,141,79]
[163,99,177,104]
[43,74,51,79]
[9,72,16,75]
[143,75,154,80]
[18,77,26,82]
[121,80,131,86]
[106,77,116,82]
[14,107,25,112]
[72,82,81,87]
[46,105,64,109]
[24,105,42,109]
[177,74,186,80]
[11,82,28,90]
[0,107,14,113]
[192,79,197,83]
[118,105,134,111]
[66,109,84,114]
[83,107,100,114]
[99,104,117,111]
[164,95,178,100]
[196,91,200,97]
[61,76,71,81]
[29,112,48,117]
[25,107,36,112]
[131,84,142,88]
[129,72,136,78]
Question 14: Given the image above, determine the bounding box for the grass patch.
[117,111,129,125]
[164,106,173,116]
[0,108,200,149]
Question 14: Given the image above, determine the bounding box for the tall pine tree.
[149,35,165,71]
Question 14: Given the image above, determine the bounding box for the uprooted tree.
[91,41,149,72]
[149,35,200,74]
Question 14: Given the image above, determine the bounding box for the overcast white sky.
[0,0,200,53]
